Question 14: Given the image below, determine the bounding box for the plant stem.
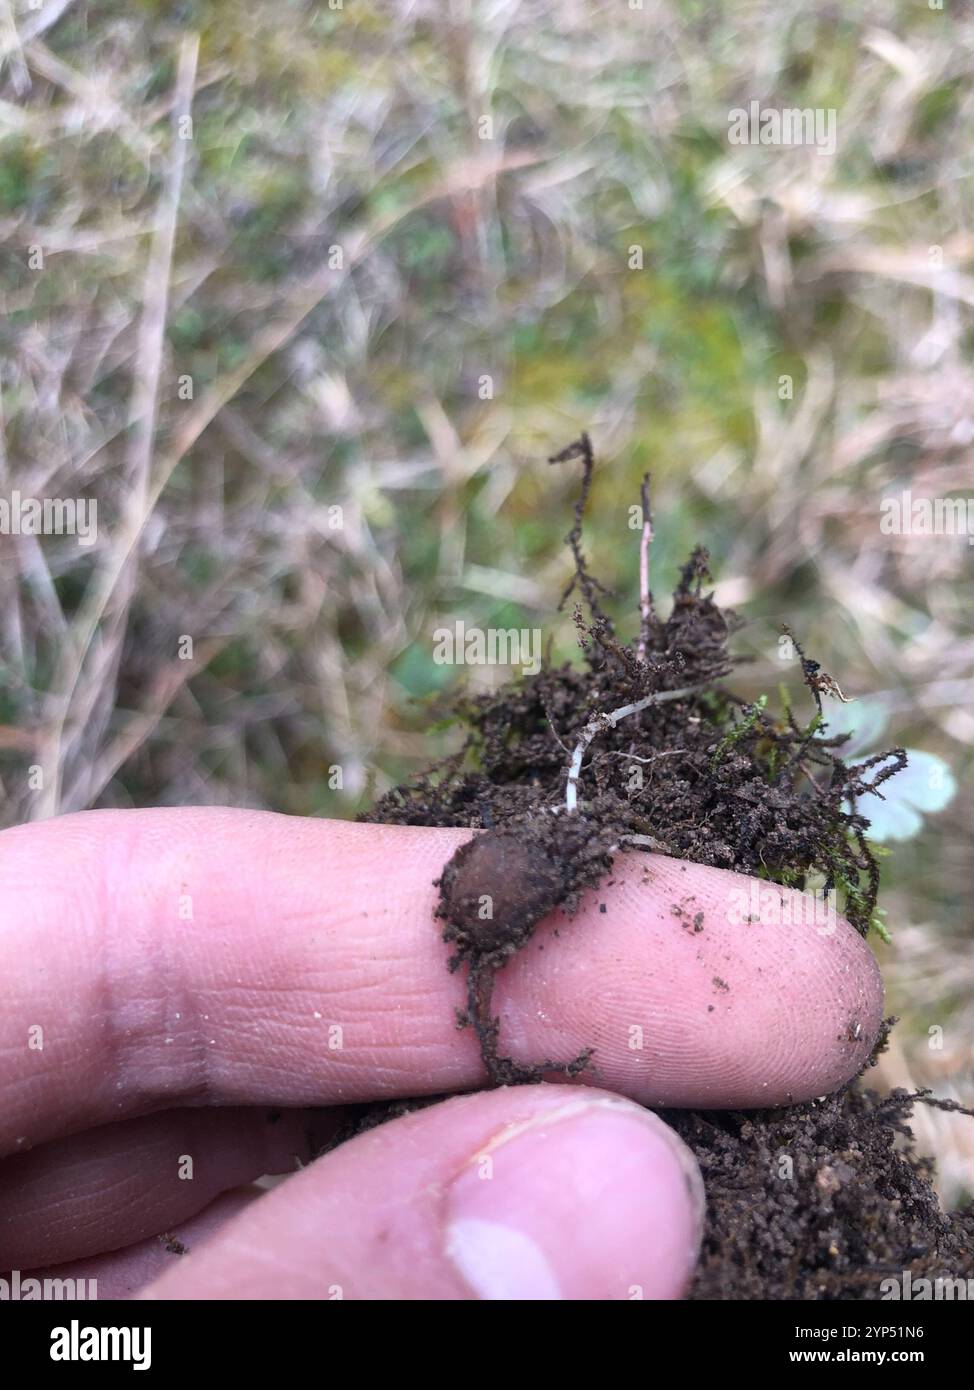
[637,473,653,661]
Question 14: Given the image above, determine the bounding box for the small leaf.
[871,908,892,945]
[818,695,889,757]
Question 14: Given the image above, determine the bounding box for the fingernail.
[444,1098,703,1301]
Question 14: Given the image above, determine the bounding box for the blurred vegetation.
[0,0,972,1197]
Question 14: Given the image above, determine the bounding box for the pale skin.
[0,808,884,1299]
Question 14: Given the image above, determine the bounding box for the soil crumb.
[665,1074,974,1299]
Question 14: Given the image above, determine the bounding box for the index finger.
[0,807,883,1153]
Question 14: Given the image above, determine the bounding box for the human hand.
[0,809,882,1299]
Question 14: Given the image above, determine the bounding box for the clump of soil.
[358,434,973,1298]
[436,813,615,1083]
[665,1059,974,1299]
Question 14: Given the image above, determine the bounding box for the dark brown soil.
[664,1036,974,1299]
[354,435,973,1299]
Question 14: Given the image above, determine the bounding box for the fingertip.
[443,1095,703,1299]
[491,852,887,1106]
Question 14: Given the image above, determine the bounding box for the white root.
[565,684,704,813]
[637,476,654,662]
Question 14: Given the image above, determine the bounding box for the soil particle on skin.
[674,898,706,934]
[356,434,972,1299]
